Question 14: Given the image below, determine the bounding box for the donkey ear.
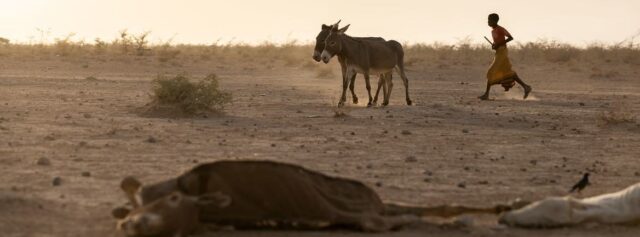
[111,206,131,219]
[322,24,330,30]
[338,24,350,34]
[197,192,232,208]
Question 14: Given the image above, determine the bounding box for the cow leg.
[349,73,358,104]
[364,73,373,107]
[396,66,412,105]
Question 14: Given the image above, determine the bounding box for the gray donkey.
[313,21,391,106]
[320,23,412,107]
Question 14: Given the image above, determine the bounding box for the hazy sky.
[1,0,639,45]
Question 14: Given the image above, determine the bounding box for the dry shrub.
[152,73,231,114]
[157,44,181,62]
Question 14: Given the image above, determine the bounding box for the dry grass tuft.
[151,73,231,115]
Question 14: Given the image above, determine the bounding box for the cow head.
[112,177,231,237]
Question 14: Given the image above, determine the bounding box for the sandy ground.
[0,53,639,237]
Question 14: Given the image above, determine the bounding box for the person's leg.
[478,82,491,100]
[512,74,532,99]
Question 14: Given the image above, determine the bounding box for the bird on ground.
[570,173,590,193]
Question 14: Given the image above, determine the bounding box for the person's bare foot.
[523,85,532,99]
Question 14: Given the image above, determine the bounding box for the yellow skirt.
[487,46,516,90]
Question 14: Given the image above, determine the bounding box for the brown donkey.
[320,23,412,106]
[313,21,390,106]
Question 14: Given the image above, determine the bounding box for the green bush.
[152,73,231,114]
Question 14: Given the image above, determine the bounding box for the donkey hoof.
[406,100,413,106]
[382,102,389,106]
[367,102,374,107]
[353,98,359,104]
[338,101,345,107]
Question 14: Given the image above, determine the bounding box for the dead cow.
[113,160,517,236]
[499,182,640,227]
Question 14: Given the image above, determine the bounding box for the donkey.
[320,23,412,107]
[313,21,391,106]
[112,160,524,235]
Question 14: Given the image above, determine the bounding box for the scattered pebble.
[457,182,467,188]
[270,143,276,147]
[81,171,91,177]
[52,177,62,186]
[401,130,411,135]
[146,136,157,143]
[83,113,92,118]
[462,129,469,133]
[36,157,51,166]
[405,156,417,163]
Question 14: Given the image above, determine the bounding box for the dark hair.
[488,13,499,22]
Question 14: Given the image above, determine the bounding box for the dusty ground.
[0,51,639,237]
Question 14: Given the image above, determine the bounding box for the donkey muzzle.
[312,51,321,62]
[320,50,333,64]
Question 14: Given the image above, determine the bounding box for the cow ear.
[197,192,232,208]
[121,176,142,208]
[338,24,350,34]
[111,206,131,219]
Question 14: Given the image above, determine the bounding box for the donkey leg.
[364,73,373,107]
[373,74,384,105]
[383,73,393,106]
[397,66,412,105]
[339,70,355,107]
[349,73,358,104]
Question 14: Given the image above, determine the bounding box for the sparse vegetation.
[152,73,231,114]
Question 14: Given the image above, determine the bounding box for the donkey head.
[112,177,231,237]
[313,20,349,62]
[320,23,350,64]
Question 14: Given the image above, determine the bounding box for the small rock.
[375,182,383,187]
[52,177,62,186]
[530,160,538,166]
[401,130,411,135]
[423,178,431,182]
[83,113,92,118]
[271,143,276,147]
[36,157,51,166]
[478,180,489,185]
[366,164,373,169]
[81,171,91,177]
[457,182,467,188]
[350,132,355,136]
[405,156,417,163]
[579,102,585,106]
[635,172,640,177]
[462,129,469,133]
[146,136,157,143]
